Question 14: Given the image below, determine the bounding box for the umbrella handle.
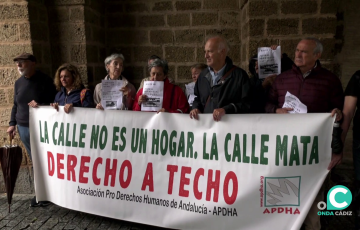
[9,133,12,146]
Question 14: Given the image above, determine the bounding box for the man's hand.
[331,108,342,122]
[138,95,148,105]
[7,126,16,139]
[50,102,59,111]
[64,103,73,114]
[96,103,104,110]
[190,108,200,120]
[28,100,39,108]
[157,108,167,113]
[213,108,226,122]
[276,108,293,113]
[327,152,343,170]
[120,86,131,96]
[270,45,278,50]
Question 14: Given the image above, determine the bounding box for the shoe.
[30,196,40,207]
[39,201,51,207]
[30,196,51,207]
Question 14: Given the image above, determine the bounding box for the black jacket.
[192,57,251,114]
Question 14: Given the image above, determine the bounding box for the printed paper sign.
[141,81,164,111]
[101,80,123,110]
[258,46,281,79]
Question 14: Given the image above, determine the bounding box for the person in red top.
[133,59,189,113]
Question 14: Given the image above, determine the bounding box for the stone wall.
[242,0,341,75]
[105,0,242,88]
[46,0,89,86]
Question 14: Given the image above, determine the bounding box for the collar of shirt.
[208,63,227,86]
[303,62,317,78]
[106,75,122,80]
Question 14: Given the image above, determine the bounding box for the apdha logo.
[317,185,352,216]
[261,176,301,215]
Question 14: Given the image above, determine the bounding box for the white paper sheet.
[185,82,195,98]
[101,80,124,110]
[282,91,308,114]
[188,94,196,106]
[258,46,281,79]
[141,81,164,111]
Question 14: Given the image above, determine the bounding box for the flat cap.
[13,53,37,62]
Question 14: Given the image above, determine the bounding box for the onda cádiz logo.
[260,176,301,215]
[317,185,352,216]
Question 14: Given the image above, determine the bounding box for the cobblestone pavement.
[0,159,358,230]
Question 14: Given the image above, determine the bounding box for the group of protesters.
[6,34,360,230]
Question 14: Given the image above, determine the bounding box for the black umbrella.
[0,135,23,213]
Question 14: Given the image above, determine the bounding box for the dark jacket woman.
[54,86,93,108]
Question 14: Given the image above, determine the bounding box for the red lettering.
[92,157,103,185]
[79,156,91,183]
[278,207,284,213]
[193,168,204,200]
[179,166,191,197]
[294,208,300,214]
[263,208,270,214]
[47,151,55,176]
[223,171,238,205]
[285,207,292,214]
[271,208,277,213]
[67,154,77,182]
[119,160,132,188]
[57,153,64,180]
[141,163,154,192]
[166,165,178,194]
[206,169,220,202]
[104,159,117,187]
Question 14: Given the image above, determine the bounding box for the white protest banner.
[258,46,282,79]
[30,107,333,230]
[101,80,123,110]
[141,81,164,111]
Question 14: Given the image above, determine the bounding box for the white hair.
[205,35,230,54]
[104,53,125,72]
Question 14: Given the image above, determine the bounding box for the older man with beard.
[7,53,56,207]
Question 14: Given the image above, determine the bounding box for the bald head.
[204,35,229,72]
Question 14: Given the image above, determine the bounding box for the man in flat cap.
[7,53,56,207]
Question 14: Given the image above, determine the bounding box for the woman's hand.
[138,95,148,105]
[96,103,104,110]
[120,86,131,96]
[64,103,73,114]
[157,108,167,113]
[50,102,59,111]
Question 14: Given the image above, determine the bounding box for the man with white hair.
[266,37,344,230]
[7,53,56,207]
[190,35,251,121]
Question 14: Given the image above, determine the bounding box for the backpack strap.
[80,89,89,105]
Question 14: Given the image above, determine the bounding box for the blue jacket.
[54,87,94,108]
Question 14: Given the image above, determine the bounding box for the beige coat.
[93,75,136,110]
